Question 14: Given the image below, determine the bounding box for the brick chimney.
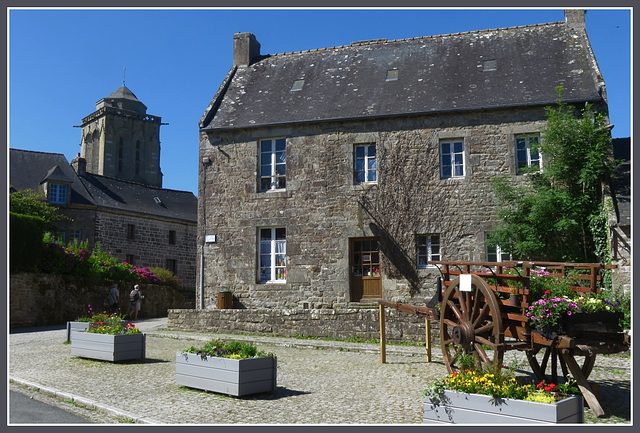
[233,32,261,67]
[71,153,86,175]
[565,9,586,30]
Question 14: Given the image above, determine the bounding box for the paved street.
[9,389,95,424]
[8,318,631,425]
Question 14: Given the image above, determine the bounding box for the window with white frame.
[486,236,512,262]
[259,228,286,283]
[354,144,377,184]
[49,183,68,204]
[417,234,440,269]
[259,138,286,191]
[440,140,465,179]
[515,134,541,174]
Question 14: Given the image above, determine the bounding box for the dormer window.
[291,79,305,91]
[49,183,68,204]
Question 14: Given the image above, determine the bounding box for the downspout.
[199,250,204,309]
[199,152,209,310]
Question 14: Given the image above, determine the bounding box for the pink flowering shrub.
[525,293,582,331]
[39,239,171,285]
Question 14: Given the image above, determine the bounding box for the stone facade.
[95,209,197,288]
[198,109,549,310]
[9,273,193,328]
[80,85,163,187]
[168,307,435,344]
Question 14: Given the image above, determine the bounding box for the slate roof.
[107,85,144,103]
[202,19,604,131]
[10,149,94,205]
[79,174,197,222]
[9,148,196,223]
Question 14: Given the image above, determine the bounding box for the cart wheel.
[526,345,597,383]
[440,274,504,374]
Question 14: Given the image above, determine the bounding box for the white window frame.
[515,133,542,175]
[49,183,68,204]
[354,144,377,184]
[440,140,465,179]
[417,234,440,269]
[259,138,286,192]
[486,239,512,263]
[259,227,287,283]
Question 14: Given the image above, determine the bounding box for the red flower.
[537,381,545,389]
[544,383,557,392]
[544,290,550,296]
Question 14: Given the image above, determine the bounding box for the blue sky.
[8,8,631,195]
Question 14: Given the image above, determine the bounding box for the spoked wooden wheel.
[440,274,504,374]
[526,345,597,383]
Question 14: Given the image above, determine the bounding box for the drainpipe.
[199,153,210,311]
[199,251,204,310]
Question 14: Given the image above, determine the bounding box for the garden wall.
[10,272,194,328]
[167,307,438,344]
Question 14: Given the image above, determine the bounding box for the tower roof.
[107,85,141,102]
[98,84,147,113]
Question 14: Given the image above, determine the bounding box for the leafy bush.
[37,238,179,286]
[9,212,46,272]
[182,339,273,360]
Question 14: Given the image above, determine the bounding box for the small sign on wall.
[205,234,217,243]
[460,274,472,292]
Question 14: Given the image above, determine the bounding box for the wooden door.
[350,238,382,302]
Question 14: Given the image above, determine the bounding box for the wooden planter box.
[423,390,583,424]
[561,312,623,334]
[70,332,146,362]
[175,352,277,397]
[66,321,127,342]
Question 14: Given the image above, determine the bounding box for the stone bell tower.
[79,85,163,187]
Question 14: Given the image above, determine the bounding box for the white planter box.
[70,332,146,362]
[66,321,127,342]
[423,390,583,424]
[175,352,277,397]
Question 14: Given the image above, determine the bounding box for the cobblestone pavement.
[9,318,632,425]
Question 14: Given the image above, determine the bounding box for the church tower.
[79,85,163,187]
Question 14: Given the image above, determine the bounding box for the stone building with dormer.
[193,10,615,313]
[10,85,197,291]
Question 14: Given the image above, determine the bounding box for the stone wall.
[9,273,194,329]
[168,307,439,344]
[198,107,548,310]
[95,209,197,290]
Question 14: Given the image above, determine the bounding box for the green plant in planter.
[424,366,579,404]
[85,316,140,335]
[182,338,274,360]
[77,304,127,323]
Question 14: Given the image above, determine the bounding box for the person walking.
[107,283,120,314]
[128,284,142,320]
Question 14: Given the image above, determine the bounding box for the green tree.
[489,88,615,262]
[9,189,68,272]
[9,189,66,228]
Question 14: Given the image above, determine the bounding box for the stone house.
[10,85,198,290]
[195,10,611,312]
[609,137,631,292]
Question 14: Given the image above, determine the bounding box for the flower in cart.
[525,295,582,331]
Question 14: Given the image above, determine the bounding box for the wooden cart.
[378,260,628,417]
